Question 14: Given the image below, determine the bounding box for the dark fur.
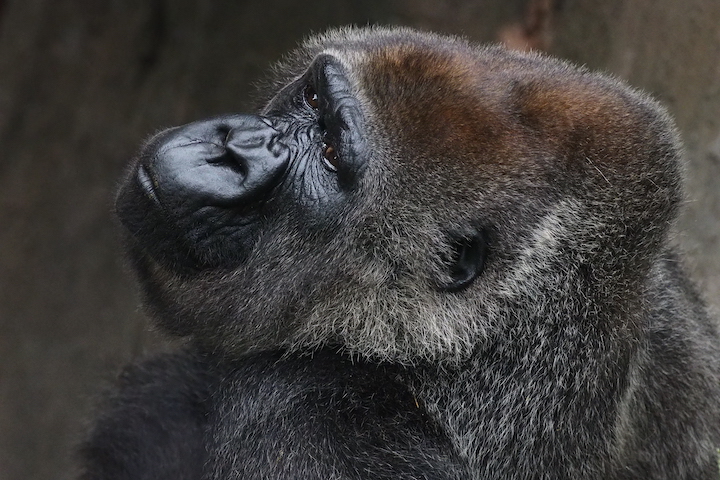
[81,27,720,479]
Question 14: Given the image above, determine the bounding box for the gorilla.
[80,27,720,479]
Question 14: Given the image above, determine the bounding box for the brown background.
[0,1,718,479]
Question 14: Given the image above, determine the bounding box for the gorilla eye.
[304,84,319,110]
[322,140,339,172]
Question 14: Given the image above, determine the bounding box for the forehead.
[295,28,644,176]
[319,35,522,168]
[316,30,489,93]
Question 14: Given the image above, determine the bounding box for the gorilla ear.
[439,229,489,292]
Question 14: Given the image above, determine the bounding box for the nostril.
[203,125,252,176]
[226,130,271,151]
[217,125,232,145]
[206,152,248,177]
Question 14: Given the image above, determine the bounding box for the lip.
[136,164,160,204]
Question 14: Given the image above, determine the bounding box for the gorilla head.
[116,27,681,365]
[95,27,720,480]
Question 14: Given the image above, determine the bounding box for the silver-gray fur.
[80,27,720,479]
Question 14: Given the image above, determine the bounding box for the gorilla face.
[116,28,680,364]
[117,55,368,270]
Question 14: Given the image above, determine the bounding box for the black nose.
[143,114,290,208]
[115,114,290,270]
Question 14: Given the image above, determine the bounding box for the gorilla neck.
[407,268,650,479]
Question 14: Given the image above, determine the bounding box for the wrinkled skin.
[117,57,371,272]
[81,27,720,480]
